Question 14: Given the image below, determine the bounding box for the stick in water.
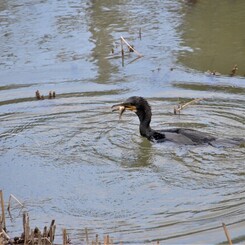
[120,36,143,57]
[174,98,203,115]
[222,223,233,245]
[8,194,24,211]
[0,191,6,231]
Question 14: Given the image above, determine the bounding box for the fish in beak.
[111,102,137,119]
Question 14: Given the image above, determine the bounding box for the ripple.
[1,0,245,244]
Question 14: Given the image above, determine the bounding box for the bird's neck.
[138,112,153,139]
[139,123,153,139]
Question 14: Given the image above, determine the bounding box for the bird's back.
[155,128,216,145]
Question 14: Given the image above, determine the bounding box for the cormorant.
[111,96,218,145]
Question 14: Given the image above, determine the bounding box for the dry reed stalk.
[104,234,109,245]
[0,191,6,231]
[95,234,99,244]
[120,36,143,57]
[63,228,67,245]
[0,236,3,245]
[48,219,55,240]
[174,98,203,115]
[43,237,52,244]
[0,229,10,240]
[120,38,124,57]
[103,234,114,245]
[37,230,42,245]
[23,212,30,245]
[42,226,48,243]
[222,223,233,245]
[85,227,89,245]
[30,229,34,245]
[49,224,56,243]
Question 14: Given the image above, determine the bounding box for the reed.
[63,228,67,245]
[0,190,6,232]
[222,223,233,245]
[139,27,142,40]
[35,90,56,100]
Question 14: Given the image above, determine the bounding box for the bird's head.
[111,96,152,122]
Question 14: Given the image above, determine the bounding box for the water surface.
[0,0,245,244]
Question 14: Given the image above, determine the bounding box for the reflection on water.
[86,1,122,83]
[0,0,245,244]
[178,0,245,74]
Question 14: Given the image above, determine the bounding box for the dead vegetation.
[36,91,56,100]
[174,98,203,115]
[0,190,237,245]
[206,64,240,77]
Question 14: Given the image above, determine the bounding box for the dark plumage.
[112,96,218,145]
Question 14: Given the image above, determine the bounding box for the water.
[0,0,245,244]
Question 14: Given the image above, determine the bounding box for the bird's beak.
[111,103,137,119]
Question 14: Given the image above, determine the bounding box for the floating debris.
[174,98,203,115]
[206,64,239,77]
[48,91,56,99]
[120,36,143,57]
[205,70,221,76]
[230,64,238,76]
[35,90,42,100]
[35,90,56,100]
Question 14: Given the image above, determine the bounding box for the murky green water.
[0,0,245,244]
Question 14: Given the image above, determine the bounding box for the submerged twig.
[222,223,233,245]
[174,98,203,115]
[85,227,89,245]
[7,194,24,221]
[120,38,124,58]
[127,56,142,65]
[8,194,24,212]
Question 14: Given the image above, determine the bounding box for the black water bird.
[112,96,222,145]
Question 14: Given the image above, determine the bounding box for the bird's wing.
[156,128,215,144]
[177,128,215,143]
[163,132,196,144]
